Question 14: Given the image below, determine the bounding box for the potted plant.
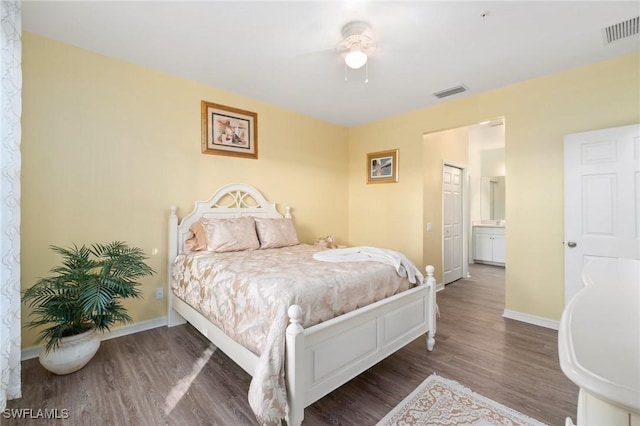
[22,241,155,374]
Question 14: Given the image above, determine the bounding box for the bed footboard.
[285,265,436,425]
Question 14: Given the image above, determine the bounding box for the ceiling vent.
[603,16,639,44]
[433,85,468,99]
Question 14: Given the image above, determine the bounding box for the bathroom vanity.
[472,222,505,266]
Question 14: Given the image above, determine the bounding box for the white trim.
[20,346,40,361]
[21,317,167,361]
[502,309,559,330]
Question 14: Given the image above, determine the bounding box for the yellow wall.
[21,32,640,348]
[21,33,349,348]
[349,52,640,321]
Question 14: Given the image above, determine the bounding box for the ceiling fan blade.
[295,46,338,58]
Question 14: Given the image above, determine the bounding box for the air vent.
[433,85,467,99]
[603,16,639,44]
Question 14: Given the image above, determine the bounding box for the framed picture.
[366,149,398,184]
[201,101,258,159]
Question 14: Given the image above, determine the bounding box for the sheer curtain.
[0,0,21,411]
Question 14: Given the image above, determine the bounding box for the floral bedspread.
[171,244,417,424]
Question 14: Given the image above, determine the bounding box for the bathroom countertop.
[472,221,505,228]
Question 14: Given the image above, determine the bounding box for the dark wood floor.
[4,264,578,426]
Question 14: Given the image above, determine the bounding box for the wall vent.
[603,16,639,44]
[433,85,467,99]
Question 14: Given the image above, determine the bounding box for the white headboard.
[169,183,290,259]
[167,183,291,324]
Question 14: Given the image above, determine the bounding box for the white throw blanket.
[313,246,424,284]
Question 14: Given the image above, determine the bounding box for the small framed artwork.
[201,101,258,159]
[366,149,399,184]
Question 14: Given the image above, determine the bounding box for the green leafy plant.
[23,241,155,353]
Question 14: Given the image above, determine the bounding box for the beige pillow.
[201,216,260,252]
[254,217,299,249]
[185,221,207,251]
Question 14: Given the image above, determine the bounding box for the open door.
[443,164,463,284]
[564,123,640,304]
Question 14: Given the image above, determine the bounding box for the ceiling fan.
[337,21,376,70]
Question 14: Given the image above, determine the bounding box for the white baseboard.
[502,309,559,330]
[21,316,168,361]
[436,282,445,292]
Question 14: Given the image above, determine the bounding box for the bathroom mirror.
[481,176,505,220]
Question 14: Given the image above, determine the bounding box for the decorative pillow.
[184,221,207,251]
[201,216,260,252]
[254,217,299,249]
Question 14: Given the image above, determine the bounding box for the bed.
[167,183,436,425]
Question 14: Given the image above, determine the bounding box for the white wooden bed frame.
[167,183,436,425]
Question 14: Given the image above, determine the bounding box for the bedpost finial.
[288,305,303,324]
[287,305,304,335]
[285,206,292,219]
[425,264,435,277]
[170,205,177,214]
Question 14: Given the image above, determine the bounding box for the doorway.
[423,118,505,289]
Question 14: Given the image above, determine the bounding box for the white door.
[443,165,463,284]
[564,124,640,304]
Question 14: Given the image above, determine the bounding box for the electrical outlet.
[155,287,164,299]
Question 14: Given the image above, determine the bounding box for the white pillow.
[254,217,299,249]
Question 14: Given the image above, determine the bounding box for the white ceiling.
[22,1,640,127]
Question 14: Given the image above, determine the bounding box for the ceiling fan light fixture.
[345,49,367,69]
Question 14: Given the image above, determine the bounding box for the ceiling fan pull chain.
[365,62,369,84]
[344,63,348,82]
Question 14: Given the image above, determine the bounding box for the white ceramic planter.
[39,328,101,375]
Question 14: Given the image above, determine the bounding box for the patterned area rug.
[377,375,547,426]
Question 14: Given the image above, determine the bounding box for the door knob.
[567,241,577,248]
